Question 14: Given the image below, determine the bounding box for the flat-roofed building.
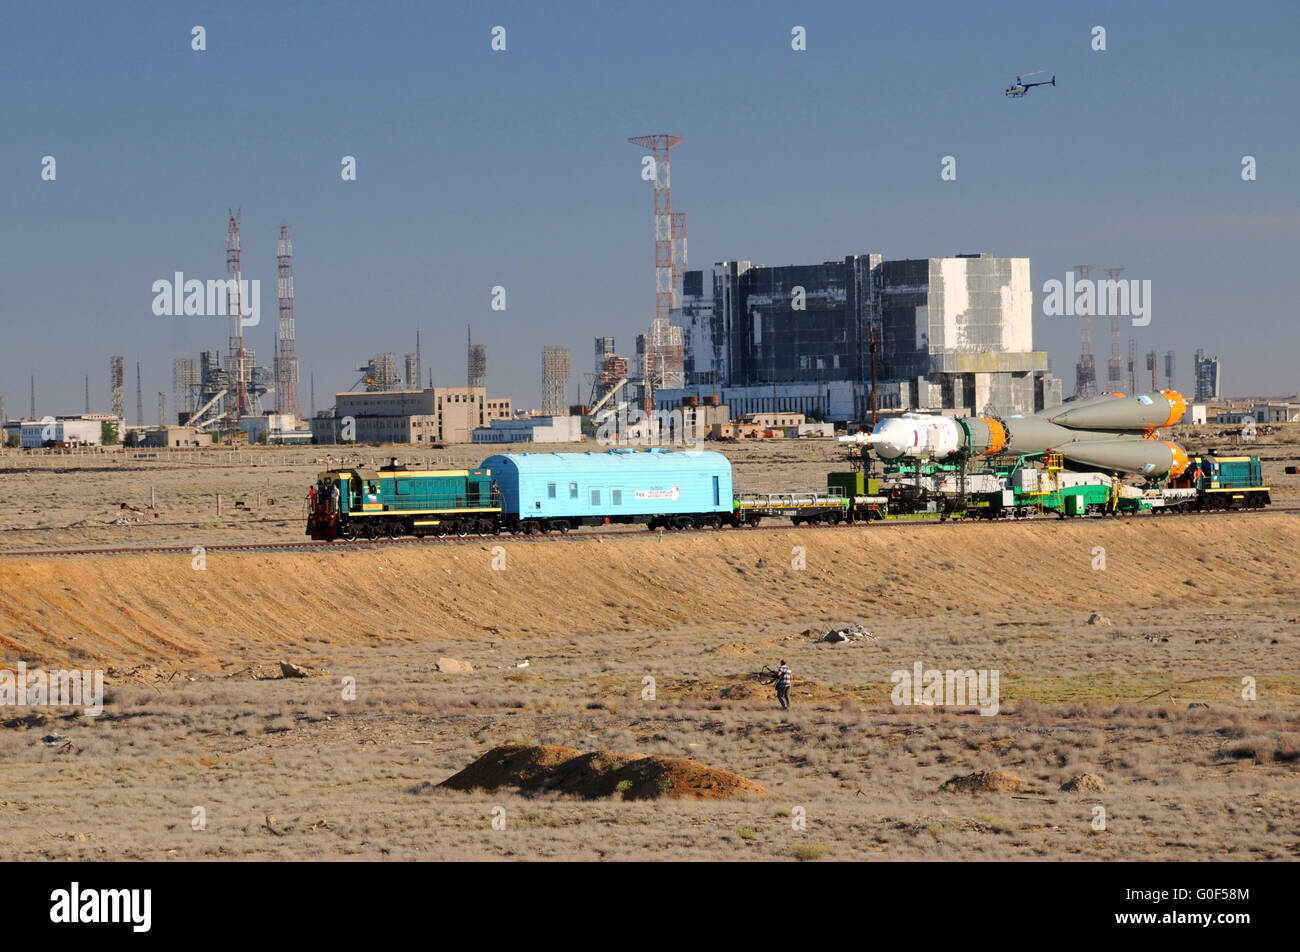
[322,387,507,444]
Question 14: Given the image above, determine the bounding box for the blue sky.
[2,0,1297,419]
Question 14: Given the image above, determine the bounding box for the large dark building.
[670,252,1059,421]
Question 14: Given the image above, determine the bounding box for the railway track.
[2,505,1295,559]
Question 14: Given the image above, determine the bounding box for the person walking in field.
[775,659,793,710]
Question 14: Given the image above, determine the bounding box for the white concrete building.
[1252,401,1300,423]
[472,416,582,444]
[21,418,102,448]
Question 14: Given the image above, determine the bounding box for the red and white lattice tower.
[628,134,687,410]
[225,210,252,433]
[275,226,301,419]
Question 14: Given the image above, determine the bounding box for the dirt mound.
[439,744,582,792]
[940,770,1024,794]
[1060,773,1107,792]
[439,744,768,800]
[709,642,757,656]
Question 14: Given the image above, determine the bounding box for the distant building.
[472,415,583,444]
[139,425,208,448]
[239,414,313,445]
[669,252,1059,422]
[1194,350,1221,401]
[1252,401,1300,423]
[709,411,827,440]
[21,418,102,448]
[743,412,804,429]
[315,387,510,445]
[541,347,571,417]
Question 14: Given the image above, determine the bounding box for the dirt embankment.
[0,514,1296,668]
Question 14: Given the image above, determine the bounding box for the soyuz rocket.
[855,390,1189,478]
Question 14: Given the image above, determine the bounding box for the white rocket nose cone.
[869,424,906,459]
[874,441,904,459]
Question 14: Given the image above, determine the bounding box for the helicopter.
[1005,70,1056,97]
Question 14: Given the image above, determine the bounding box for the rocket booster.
[867,390,1189,477]
[1044,390,1187,431]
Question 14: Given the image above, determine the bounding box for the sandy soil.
[1,501,1297,860]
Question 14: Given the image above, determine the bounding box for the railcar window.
[548,482,556,499]
[569,482,578,499]
[591,489,600,506]
[612,489,622,505]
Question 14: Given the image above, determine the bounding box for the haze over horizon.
[3,0,1297,419]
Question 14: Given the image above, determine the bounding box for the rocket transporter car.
[864,389,1190,478]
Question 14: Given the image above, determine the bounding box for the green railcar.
[1172,454,1270,510]
[307,460,501,540]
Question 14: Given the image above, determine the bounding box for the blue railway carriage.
[481,448,733,533]
[307,459,501,540]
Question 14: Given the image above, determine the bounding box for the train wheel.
[386,524,402,540]
[341,527,358,542]
[557,522,569,535]
[455,522,469,538]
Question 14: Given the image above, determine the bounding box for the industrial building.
[312,387,512,445]
[239,414,314,445]
[541,347,571,417]
[138,425,208,448]
[1250,400,1300,423]
[666,252,1059,423]
[20,418,103,448]
[472,416,582,444]
[1194,350,1222,401]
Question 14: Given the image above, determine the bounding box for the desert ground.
[0,427,1297,860]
